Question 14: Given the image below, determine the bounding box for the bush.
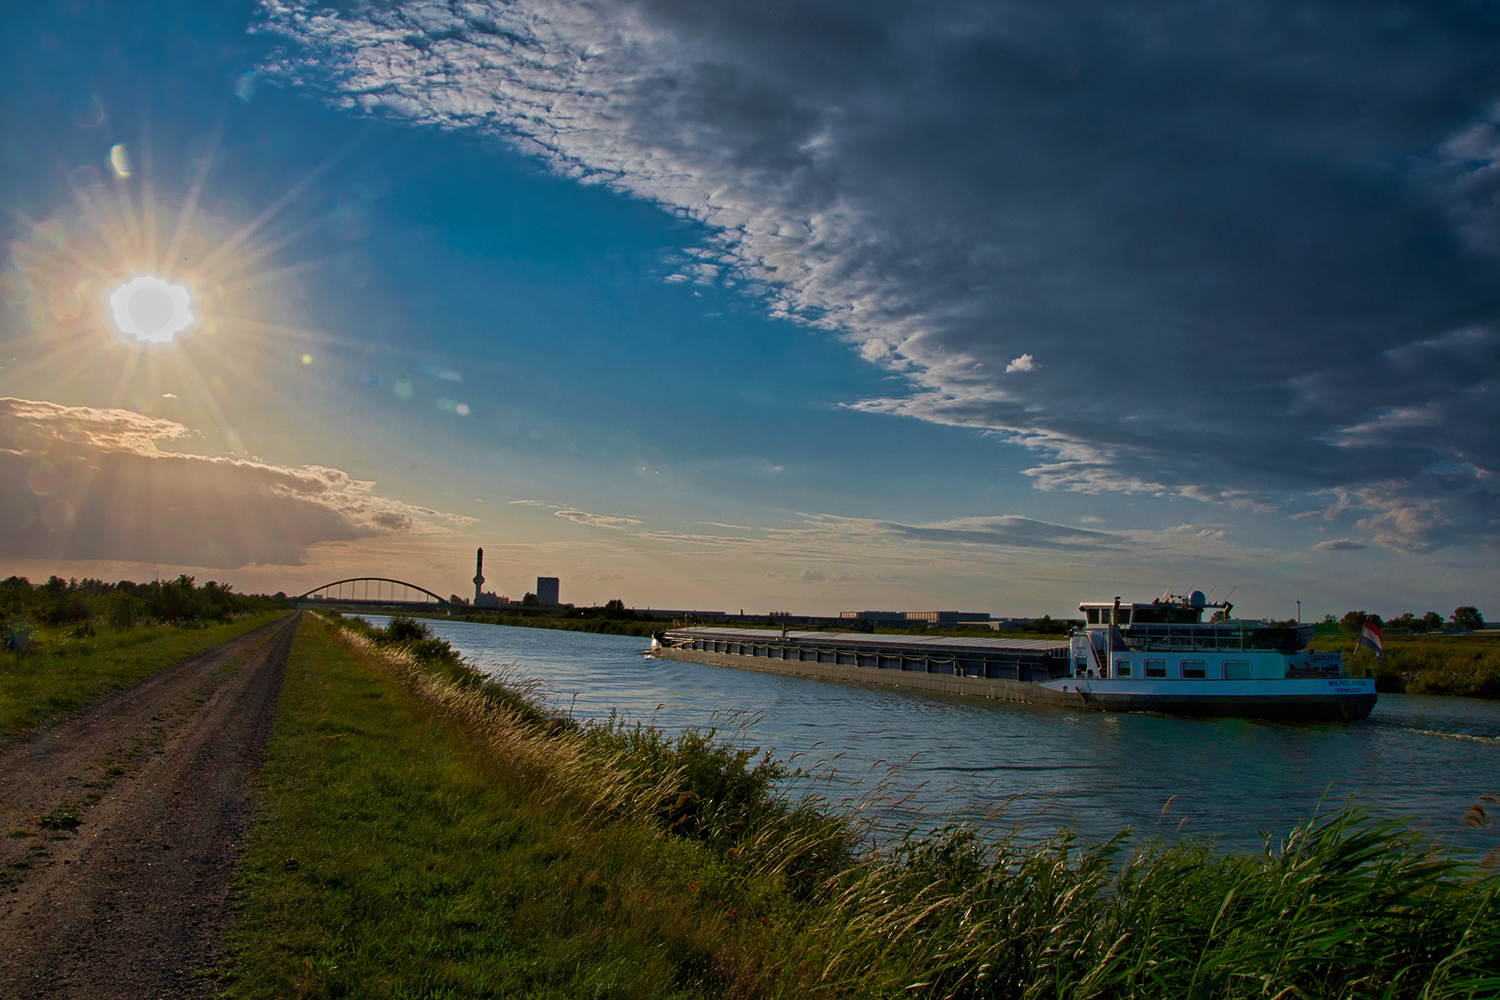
[379,615,432,643]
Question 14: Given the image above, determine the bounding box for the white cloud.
[1005,354,1036,373]
[1313,538,1366,551]
[555,508,644,529]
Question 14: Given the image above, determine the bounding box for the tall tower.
[473,548,485,604]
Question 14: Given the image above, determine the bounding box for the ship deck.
[656,626,1070,681]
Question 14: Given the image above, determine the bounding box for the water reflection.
[362,617,1500,853]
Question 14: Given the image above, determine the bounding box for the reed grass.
[227,613,1500,998]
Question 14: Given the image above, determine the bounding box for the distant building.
[536,577,560,605]
[473,547,507,606]
[903,611,991,626]
[840,611,908,623]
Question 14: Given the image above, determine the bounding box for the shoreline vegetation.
[223,613,1500,998]
[0,574,289,738]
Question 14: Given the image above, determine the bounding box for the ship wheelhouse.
[1070,592,1338,681]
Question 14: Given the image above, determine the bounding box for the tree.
[1387,613,1419,633]
[1451,606,1485,630]
[522,592,539,606]
[1339,611,1381,634]
[1422,611,1444,632]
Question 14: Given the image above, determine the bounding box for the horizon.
[3,2,1499,623]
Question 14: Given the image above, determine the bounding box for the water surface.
[362,617,1500,852]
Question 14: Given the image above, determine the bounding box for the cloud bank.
[256,0,1500,550]
[0,397,466,568]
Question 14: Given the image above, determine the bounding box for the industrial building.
[536,577,560,606]
[840,610,992,626]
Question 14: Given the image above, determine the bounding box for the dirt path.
[0,612,299,999]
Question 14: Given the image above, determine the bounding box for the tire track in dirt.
[0,612,300,999]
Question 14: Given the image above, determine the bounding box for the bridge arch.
[295,578,452,607]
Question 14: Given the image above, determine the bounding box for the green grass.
[1311,633,1500,698]
[0,611,287,737]
[224,615,1500,999]
[220,614,775,999]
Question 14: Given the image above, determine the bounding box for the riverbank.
[428,610,1066,643]
[0,611,288,738]
[221,614,1500,998]
[449,610,663,637]
[1310,633,1500,698]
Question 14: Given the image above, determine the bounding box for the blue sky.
[1,0,1498,620]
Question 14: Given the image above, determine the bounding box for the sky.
[1,0,1498,621]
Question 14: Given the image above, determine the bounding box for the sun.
[108,275,195,343]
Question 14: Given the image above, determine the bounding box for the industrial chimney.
[473,547,485,604]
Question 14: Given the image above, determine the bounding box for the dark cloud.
[1312,538,1365,552]
[257,0,1500,550]
[0,398,464,568]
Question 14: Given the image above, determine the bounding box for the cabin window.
[1115,609,1131,625]
[1223,660,1251,680]
[1182,659,1207,679]
[1075,658,1089,677]
[1115,659,1132,677]
[1145,659,1167,678]
[1085,609,1100,624]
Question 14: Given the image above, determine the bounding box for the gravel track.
[0,612,299,999]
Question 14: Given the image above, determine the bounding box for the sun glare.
[109,275,194,343]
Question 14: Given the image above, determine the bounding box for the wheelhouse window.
[1182,659,1207,679]
[1085,609,1100,624]
[1144,659,1167,678]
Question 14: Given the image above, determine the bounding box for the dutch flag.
[1358,619,1383,662]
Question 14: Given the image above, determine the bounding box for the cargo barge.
[648,592,1376,721]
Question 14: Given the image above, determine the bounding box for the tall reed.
[325,615,1500,999]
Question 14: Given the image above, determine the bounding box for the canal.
[361,616,1500,853]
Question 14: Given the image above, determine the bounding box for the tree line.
[1,575,286,633]
[1318,606,1486,634]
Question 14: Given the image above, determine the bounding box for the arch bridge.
[294,578,453,610]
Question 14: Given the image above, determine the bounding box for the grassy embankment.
[223,613,1500,999]
[1310,633,1500,698]
[0,612,288,738]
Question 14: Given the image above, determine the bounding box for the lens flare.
[108,276,193,343]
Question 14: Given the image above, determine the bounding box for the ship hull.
[648,644,1376,722]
